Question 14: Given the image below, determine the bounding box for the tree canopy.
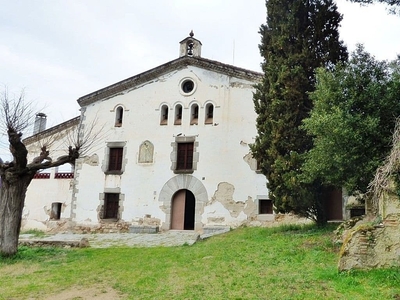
[302,46,400,194]
[348,0,400,14]
[251,0,347,223]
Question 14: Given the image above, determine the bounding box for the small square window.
[50,202,62,220]
[259,199,273,214]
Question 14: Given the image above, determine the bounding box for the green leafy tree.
[302,45,400,194]
[251,0,347,224]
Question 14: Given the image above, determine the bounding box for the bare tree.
[0,90,101,256]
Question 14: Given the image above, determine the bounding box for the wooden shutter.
[177,142,194,170]
[108,148,123,171]
[104,193,119,219]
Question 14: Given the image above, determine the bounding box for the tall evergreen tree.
[251,0,347,224]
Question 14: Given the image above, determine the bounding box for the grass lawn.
[1,224,399,299]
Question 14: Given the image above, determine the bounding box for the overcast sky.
[1,0,400,158]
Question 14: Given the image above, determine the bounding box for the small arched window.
[175,104,182,125]
[115,106,124,127]
[160,105,169,125]
[205,103,214,124]
[190,104,199,125]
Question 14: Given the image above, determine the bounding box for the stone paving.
[19,231,201,248]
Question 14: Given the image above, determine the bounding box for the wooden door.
[171,190,186,229]
[326,188,343,221]
[171,189,196,230]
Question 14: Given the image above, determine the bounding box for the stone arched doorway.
[170,189,196,230]
[159,174,208,231]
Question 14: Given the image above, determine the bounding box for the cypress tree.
[251,0,347,224]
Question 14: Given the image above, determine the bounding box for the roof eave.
[77,56,262,107]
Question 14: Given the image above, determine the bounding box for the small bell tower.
[179,30,202,58]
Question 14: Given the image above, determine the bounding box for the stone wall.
[338,215,400,271]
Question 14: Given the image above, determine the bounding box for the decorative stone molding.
[159,174,208,231]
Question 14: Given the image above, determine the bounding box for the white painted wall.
[23,60,269,231]
[73,65,268,229]
[24,124,77,231]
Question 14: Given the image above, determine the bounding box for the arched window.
[175,104,182,125]
[160,105,169,125]
[115,106,123,127]
[205,103,214,124]
[190,104,199,125]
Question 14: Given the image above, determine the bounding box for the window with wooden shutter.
[104,193,119,219]
[108,147,123,171]
[176,142,194,170]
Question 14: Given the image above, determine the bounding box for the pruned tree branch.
[0,89,34,134]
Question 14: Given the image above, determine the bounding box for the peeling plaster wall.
[24,64,268,231]
[203,182,258,226]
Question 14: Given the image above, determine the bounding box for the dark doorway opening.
[50,202,62,220]
[184,190,195,230]
[325,188,343,221]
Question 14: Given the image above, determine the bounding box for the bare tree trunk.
[0,173,33,257]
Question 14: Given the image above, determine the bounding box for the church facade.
[22,33,275,233]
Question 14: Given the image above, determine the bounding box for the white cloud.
[0,0,399,134]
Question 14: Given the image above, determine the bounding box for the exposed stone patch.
[72,221,131,233]
[208,182,256,219]
[83,153,99,166]
[207,217,225,223]
[209,182,243,218]
[338,215,400,271]
[244,196,257,220]
[243,152,258,171]
[131,214,161,228]
[46,219,75,232]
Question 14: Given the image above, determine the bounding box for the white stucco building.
[22,33,278,233]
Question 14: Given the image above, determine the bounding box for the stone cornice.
[77,56,262,107]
